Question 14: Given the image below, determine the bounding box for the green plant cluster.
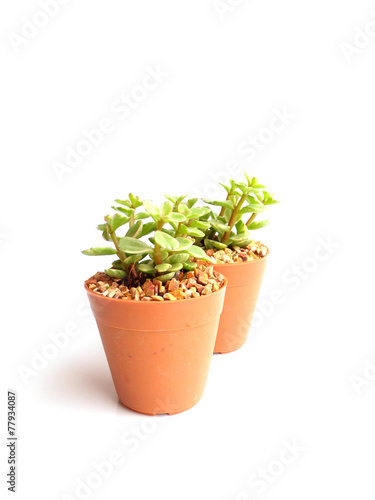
[82,174,279,282]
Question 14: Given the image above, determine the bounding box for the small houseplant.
[198,174,279,353]
[82,194,227,415]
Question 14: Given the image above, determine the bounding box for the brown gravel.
[85,265,225,301]
[199,241,269,264]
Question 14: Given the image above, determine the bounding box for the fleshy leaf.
[125,220,143,238]
[160,201,173,217]
[154,231,179,250]
[124,254,143,264]
[112,260,125,270]
[108,214,129,232]
[154,263,172,272]
[187,245,210,261]
[248,220,269,230]
[166,253,190,264]
[82,247,117,256]
[158,272,175,283]
[166,212,186,223]
[134,212,150,220]
[143,200,160,216]
[119,237,152,254]
[175,237,194,251]
[206,239,227,250]
[105,268,126,279]
[183,261,197,271]
[138,263,155,274]
[169,262,183,272]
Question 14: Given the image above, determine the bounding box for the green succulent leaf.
[166,253,190,264]
[235,220,247,235]
[155,231,179,250]
[134,212,150,220]
[248,220,270,230]
[187,245,210,261]
[190,207,211,219]
[191,219,210,230]
[82,247,117,256]
[124,254,144,264]
[108,214,130,232]
[125,220,143,238]
[138,263,156,274]
[183,261,197,271]
[143,200,160,216]
[187,198,198,208]
[177,203,191,216]
[105,268,126,279]
[164,194,178,204]
[112,260,125,270]
[128,193,143,208]
[158,272,176,283]
[175,237,194,251]
[154,263,172,272]
[206,239,227,250]
[166,212,187,223]
[141,222,157,237]
[229,232,249,243]
[262,192,280,205]
[180,225,205,238]
[219,182,231,194]
[169,262,183,272]
[160,201,173,217]
[210,222,231,233]
[119,237,152,254]
[112,206,133,216]
[114,199,131,208]
[203,199,235,210]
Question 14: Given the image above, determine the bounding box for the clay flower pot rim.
[84,277,228,304]
[211,245,270,267]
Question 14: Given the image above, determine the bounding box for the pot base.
[119,399,202,416]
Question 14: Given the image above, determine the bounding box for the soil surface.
[202,241,268,264]
[85,264,225,301]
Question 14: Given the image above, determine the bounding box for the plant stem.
[153,221,164,266]
[107,224,128,272]
[129,209,135,227]
[222,194,247,244]
[206,191,234,241]
[246,213,257,228]
[174,222,182,238]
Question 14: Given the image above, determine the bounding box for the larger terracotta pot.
[212,250,268,354]
[85,281,227,415]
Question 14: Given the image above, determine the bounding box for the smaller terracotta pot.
[212,249,269,354]
[86,280,227,415]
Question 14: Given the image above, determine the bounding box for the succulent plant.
[82,194,211,283]
[202,173,279,250]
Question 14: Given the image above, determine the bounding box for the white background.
[1,0,375,499]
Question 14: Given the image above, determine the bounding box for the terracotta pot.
[85,281,227,415]
[212,249,268,354]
